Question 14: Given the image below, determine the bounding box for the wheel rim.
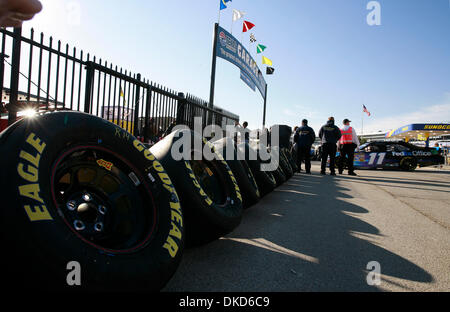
[51,146,157,253]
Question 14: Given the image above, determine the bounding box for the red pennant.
[243,21,255,33]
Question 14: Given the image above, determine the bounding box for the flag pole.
[262,84,268,128]
[362,105,364,136]
[208,23,219,125]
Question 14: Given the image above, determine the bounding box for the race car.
[339,141,445,171]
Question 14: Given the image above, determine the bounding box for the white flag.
[232,9,246,22]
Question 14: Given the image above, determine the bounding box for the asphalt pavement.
[163,162,450,292]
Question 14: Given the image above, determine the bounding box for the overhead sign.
[240,70,256,91]
[216,25,267,99]
[386,124,450,139]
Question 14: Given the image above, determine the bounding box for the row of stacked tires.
[0,112,296,291]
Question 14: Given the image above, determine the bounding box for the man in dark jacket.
[294,119,316,174]
[318,117,342,176]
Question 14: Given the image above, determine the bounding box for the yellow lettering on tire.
[17,163,38,183]
[24,205,53,221]
[169,222,182,240]
[163,236,179,258]
[19,184,44,204]
[26,133,46,154]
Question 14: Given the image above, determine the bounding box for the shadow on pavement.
[163,171,433,292]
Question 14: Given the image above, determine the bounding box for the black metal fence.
[0,27,239,143]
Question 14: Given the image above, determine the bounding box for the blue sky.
[26,0,450,133]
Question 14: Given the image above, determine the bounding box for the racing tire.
[238,142,276,197]
[279,150,294,179]
[150,129,243,246]
[284,148,298,173]
[400,157,417,171]
[0,112,184,291]
[213,138,260,209]
[263,147,287,186]
[272,164,287,186]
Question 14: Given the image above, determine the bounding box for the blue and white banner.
[216,25,267,99]
[240,70,256,92]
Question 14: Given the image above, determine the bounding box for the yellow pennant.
[262,56,273,66]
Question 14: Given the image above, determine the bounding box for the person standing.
[234,121,250,144]
[337,119,360,176]
[294,119,316,174]
[318,117,342,176]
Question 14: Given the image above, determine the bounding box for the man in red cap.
[338,119,360,176]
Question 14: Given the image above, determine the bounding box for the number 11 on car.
[368,153,386,166]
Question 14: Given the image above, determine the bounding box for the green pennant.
[256,44,267,54]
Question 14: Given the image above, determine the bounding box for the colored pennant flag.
[266,67,275,75]
[232,9,245,22]
[242,21,255,33]
[262,56,273,66]
[363,104,371,117]
[256,44,266,54]
[220,0,232,11]
[250,33,257,43]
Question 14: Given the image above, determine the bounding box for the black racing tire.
[150,129,243,246]
[213,138,260,209]
[284,148,298,173]
[400,157,417,171]
[262,147,288,185]
[237,142,276,197]
[0,112,184,291]
[272,164,287,186]
[279,150,294,179]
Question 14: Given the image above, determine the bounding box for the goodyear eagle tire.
[213,138,260,209]
[150,130,243,246]
[0,112,184,291]
[238,142,276,197]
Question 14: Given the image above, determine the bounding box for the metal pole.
[133,73,141,136]
[84,61,95,114]
[362,107,364,137]
[8,27,22,125]
[208,23,219,125]
[262,83,268,128]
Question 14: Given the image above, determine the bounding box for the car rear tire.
[400,157,417,171]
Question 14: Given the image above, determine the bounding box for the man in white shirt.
[337,119,360,176]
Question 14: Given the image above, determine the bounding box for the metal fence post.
[8,27,22,125]
[176,92,186,126]
[84,61,94,114]
[133,73,141,136]
[143,85,152,143]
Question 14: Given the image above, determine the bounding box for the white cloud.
[362,95,450,134]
